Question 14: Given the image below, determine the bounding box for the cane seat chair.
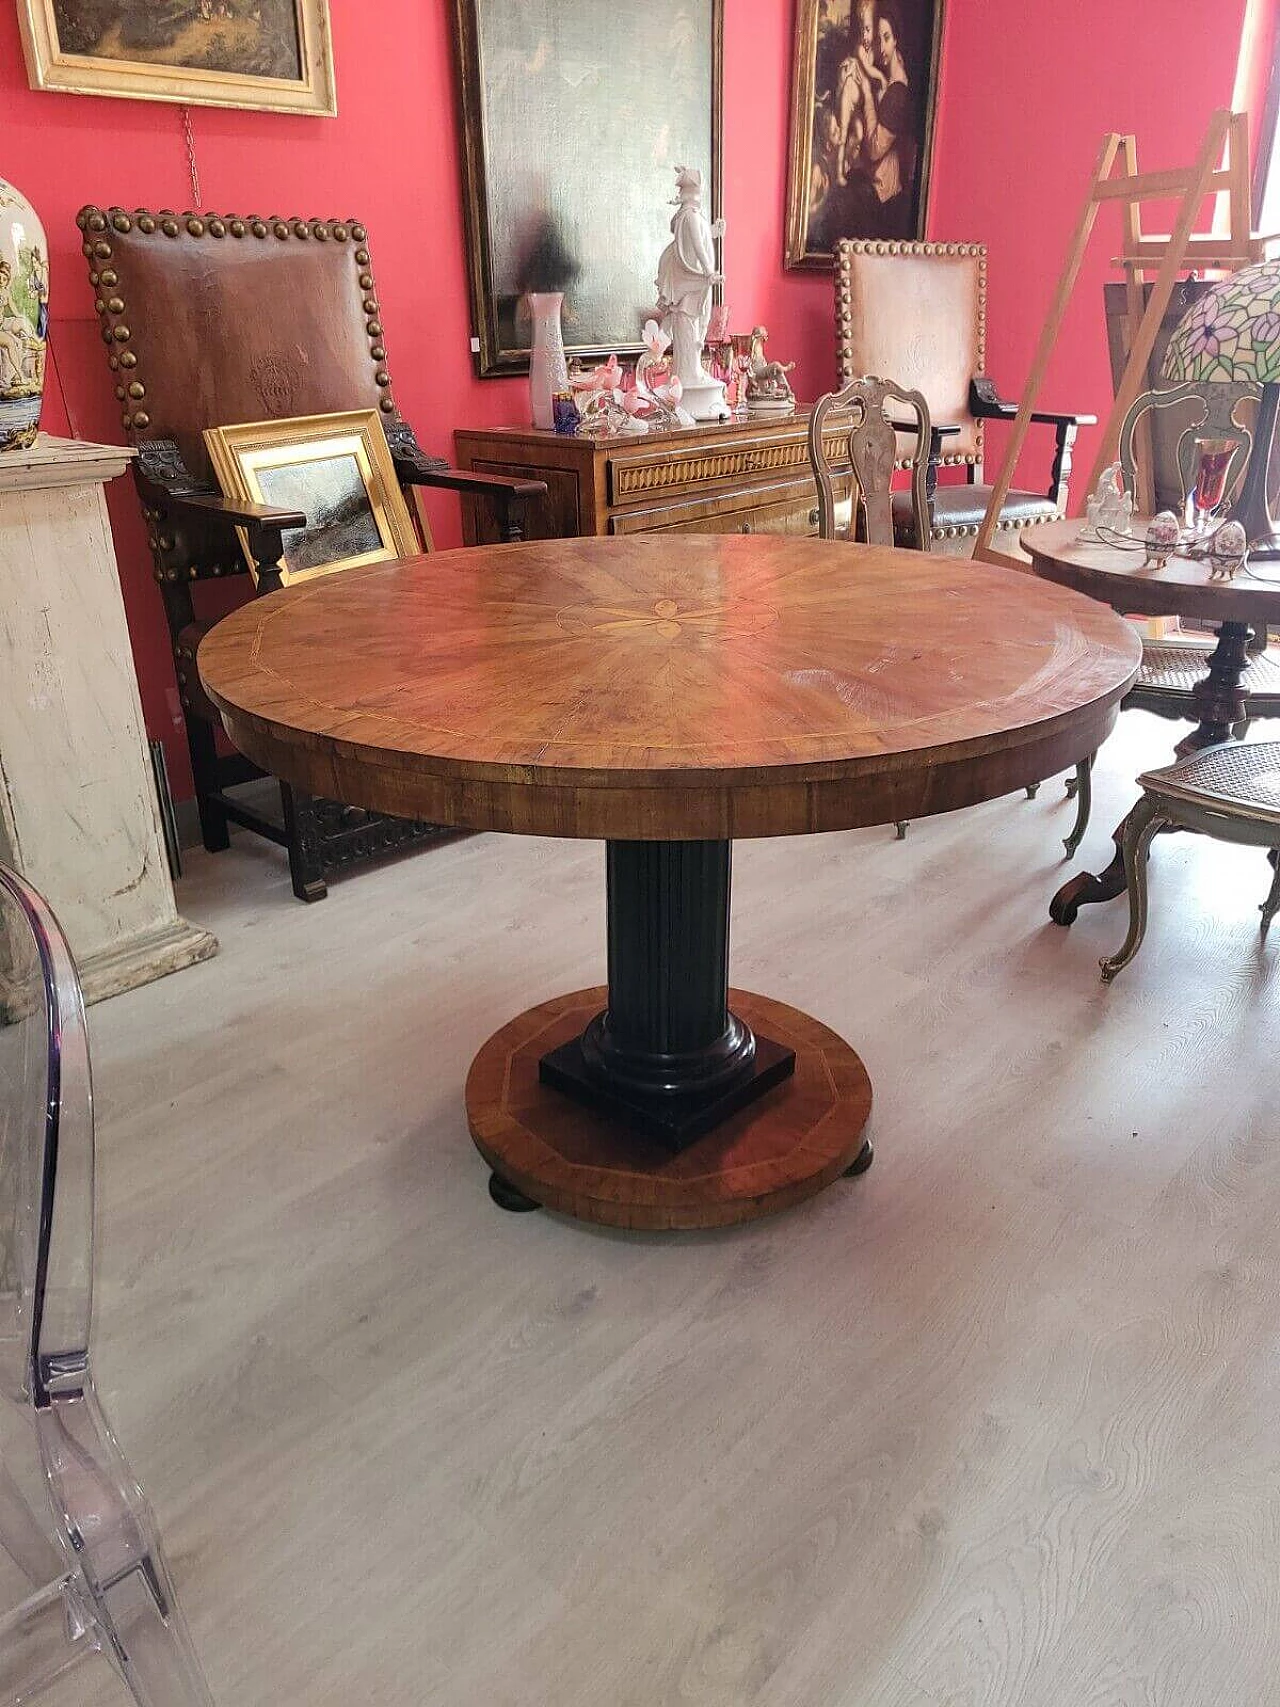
[77,203,544,902]
[1099,741,1280,982]
[1064,383,1280,858]
[833,240,1094,556]
[0,865,213,1704]
[1119,381,1280,728]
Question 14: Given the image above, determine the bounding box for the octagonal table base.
[467,986,874,1229]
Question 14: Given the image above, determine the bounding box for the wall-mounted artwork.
[785,0,943,269]
[18,0,336,115]
[453,0,724,377]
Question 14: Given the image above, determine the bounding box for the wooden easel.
[975,109,1261,569]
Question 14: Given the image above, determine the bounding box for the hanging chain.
[181,106,202,208]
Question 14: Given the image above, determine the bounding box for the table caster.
[843,1137,874,1177]
[488,1172,541,1213]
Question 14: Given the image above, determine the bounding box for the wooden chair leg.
[895,821,909,840]
[1025,782,1041,800]
[1063,754,1094,860]
[1099,796,1169,983]
[1261,850,1280,939]
[184,716,230,853]
[280,783,328,903]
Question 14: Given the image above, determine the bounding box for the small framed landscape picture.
[18,0,336,116]
[203,411,420,587]
[785,0,943,268]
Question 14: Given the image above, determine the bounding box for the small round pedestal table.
[1025,518,1280,925]
[199,535,1139,1230]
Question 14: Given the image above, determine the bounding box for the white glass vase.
[527,292,568,430]
[0,176,48,453]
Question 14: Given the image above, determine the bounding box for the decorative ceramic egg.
[1142,510,1181,568]
[1207,518,1247,581]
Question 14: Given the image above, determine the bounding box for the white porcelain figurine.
[655,166,729,422]
[1079,462,1133,541]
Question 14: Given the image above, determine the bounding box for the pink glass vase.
[527,292,568,430]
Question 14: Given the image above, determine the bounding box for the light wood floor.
[42,711,1280,1707]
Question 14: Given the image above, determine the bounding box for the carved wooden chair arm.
[968,379,1095,509]
[134,439,299,592]
[413,467,548,502]
[384,419,545,542]
[146,488,306,530]
[968,378,1097,428]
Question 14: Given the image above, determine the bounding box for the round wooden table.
[1026,518,1280,923]
[199,534,1139,1229]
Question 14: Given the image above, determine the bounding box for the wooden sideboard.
[453,410,852,544]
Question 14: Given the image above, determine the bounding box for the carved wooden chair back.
[809,376,932,548]
[1118,381,1260,519]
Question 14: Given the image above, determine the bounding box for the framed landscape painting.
[453,0,723,377]
[204,411,418,586]
[18,0,336,115]
[785,0,943,268]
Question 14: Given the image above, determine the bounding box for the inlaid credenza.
[453,411,853,543]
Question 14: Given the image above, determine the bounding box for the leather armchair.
[77,204,545,901]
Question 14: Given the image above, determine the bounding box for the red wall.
[0,0,1270,796]
[929,0,1264,500]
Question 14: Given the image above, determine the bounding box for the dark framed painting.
[452,0,724,377]
[785,0,944,269]
[18,0,336,116]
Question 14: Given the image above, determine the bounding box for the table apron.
[212,696,1126,841]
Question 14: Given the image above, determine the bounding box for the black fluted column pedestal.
[538,840,796,1150]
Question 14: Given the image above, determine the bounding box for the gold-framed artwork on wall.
[17,0,337,116]
[452,0,724,377]
[203,411,419,587]
[785,0,943,269]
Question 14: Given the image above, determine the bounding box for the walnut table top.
[1026,518,1280,627]
[199,534,1140,844]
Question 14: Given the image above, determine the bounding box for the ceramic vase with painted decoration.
[0,177,48,453]
[527,292,568,430]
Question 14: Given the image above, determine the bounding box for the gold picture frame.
[784,0,943,269]
[204,410,419,587]
[18,0,336,116]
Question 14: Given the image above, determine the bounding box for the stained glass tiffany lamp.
[1162,258,1280,552]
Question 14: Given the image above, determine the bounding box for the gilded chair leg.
[895,821,908,840]
[1063,754,1094,859]
[1261,850,1280,939]
[1099,796,1169,983]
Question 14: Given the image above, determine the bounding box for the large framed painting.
[453,0,724,377]
[18,0,336,115]
[785,0,943,269]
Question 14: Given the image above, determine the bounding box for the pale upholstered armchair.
[834,240,1094,556]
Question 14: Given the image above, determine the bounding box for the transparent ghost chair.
[0,865,213,1706]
